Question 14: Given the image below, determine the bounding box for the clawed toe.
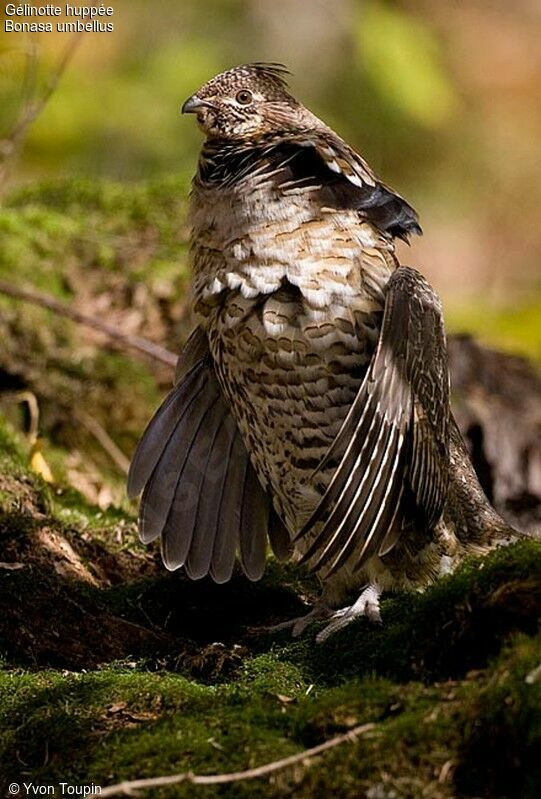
[316,584,382,644]
[264,603,333,638]
[256,585,383,642]
[316,611,356,644]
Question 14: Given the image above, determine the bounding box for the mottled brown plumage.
[128,64,516,639]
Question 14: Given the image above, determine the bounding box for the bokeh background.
[1,0,540,358]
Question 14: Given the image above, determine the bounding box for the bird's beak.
[181,95,209,114]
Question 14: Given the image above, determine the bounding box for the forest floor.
[0,415,540,798]
[0,179,539,798]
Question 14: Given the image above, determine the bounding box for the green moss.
[1,635,539,797]
[0,412,130,533]
[0,415,27,468]
[0,177,193,497]
[0,177,190,311]
[455,635,541,799]
[239,652,309,695]
[245,540,540,690]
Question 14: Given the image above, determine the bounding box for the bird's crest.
[198,63,292,99]
[244,62,291,89]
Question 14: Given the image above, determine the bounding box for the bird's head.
[181,63,301,141]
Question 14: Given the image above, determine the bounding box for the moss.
[0,413,127,533]
[0,416,29,468]
[261,540,541,687]
[1,636,539,797]
[0,177,193,500]
[455,635,541,799]
[2,177,190,288]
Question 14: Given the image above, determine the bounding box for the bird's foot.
[316,584,382,644]
[266,602,333,638]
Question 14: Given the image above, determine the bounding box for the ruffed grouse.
[128,64,515,641]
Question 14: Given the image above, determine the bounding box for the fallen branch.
[0,281,177,368]
[94,722,376,797]
[76,411,131,474]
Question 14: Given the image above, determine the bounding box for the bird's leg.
[266,601,334,638]
[316,584,382,644]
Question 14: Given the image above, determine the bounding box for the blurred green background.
[1,0,540,358]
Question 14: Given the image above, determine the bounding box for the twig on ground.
[76,411,131,474]
[0,281,177,368]
[94,722,376,797]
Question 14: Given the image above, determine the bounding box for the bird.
[128,63,516,642]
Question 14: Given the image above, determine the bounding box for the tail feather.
[268,507,293,562]
[128,326,290,582]
[160,384,222,570]
[239,465,269,581]
[127,361,205,500]
[141,370,218,546]
[182,407,238,579]
[209,431,250,583]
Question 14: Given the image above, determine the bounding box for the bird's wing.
[127,326,289,582]
[294,267,450,577]
[274,130,422,240]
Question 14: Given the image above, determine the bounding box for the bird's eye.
[235,90,253,105]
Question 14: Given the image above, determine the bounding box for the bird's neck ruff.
[197,134,290,188]
[195,131,422,241]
